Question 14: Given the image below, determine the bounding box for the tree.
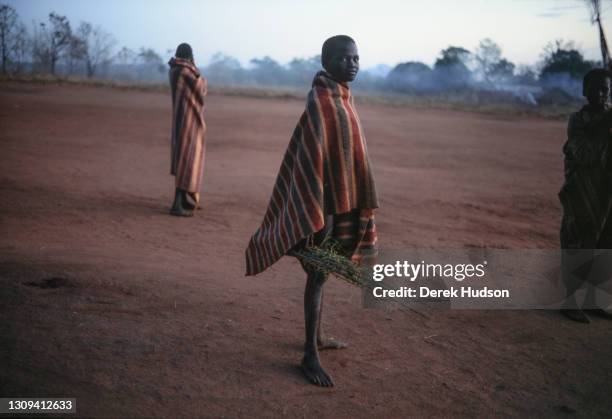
[137,47,165,80]
[205,52,248,85]
[109,46,137,80]
[474,38,501,80]
[31,22,49,72]
[31,13,72,74]
[138,48,163,67]
[66,32,86,74]
[540,40,595,80]
[515,65,538,85]
[114,46,136,65]
[250,56,287,85]
[0,3,18,73]
[76,22,116,77]
[208,52,241,70]
[489,59,515,80]
[287,55,320,85]
[474,38,515,83]
[538,40,596,97]
[434,46,473,88]
[10,21,27,73]
[385,61,434,92]
[47,13,71,74]
[434,46,471,69]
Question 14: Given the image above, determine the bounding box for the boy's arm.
[290,215,333,253]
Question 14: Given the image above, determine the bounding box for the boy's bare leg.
[302,270,334,386]
[317,289,347,350]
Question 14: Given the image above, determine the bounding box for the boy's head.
[175,43,194,62]
[583,68,611,109]
[321,35,359,82]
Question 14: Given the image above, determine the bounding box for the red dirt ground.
[1,82,611,418]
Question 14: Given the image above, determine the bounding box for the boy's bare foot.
[169,206,194,217]
[171,188,194,216]
[181,197,196,211]
[586,308,612,319]
[301,353,334,387]
[317,336,348,350]
[561,308,590,323]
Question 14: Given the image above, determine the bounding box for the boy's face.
[325,42,359,83]
[586,77,611,109]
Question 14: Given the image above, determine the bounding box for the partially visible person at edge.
[245,35,378,387]
[168,43,207,217]
[560,68,612,323]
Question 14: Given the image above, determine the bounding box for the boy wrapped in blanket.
[246,35,379,386]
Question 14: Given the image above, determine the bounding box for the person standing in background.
[168,43,207,216]
[560,68,612,322]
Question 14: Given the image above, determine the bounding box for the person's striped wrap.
[168,57,207,204]
[246,71,378,276]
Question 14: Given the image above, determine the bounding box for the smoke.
[2,4,589,109]
[47,53,583,110]
[22,48,585,108]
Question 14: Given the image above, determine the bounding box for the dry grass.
[354,92,577,119]
[0,73,171,93]
[288,238,365,287]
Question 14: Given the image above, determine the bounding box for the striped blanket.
[246,71,379,276]
[169,57,207,203]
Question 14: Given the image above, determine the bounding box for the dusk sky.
[6,0,611,69]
